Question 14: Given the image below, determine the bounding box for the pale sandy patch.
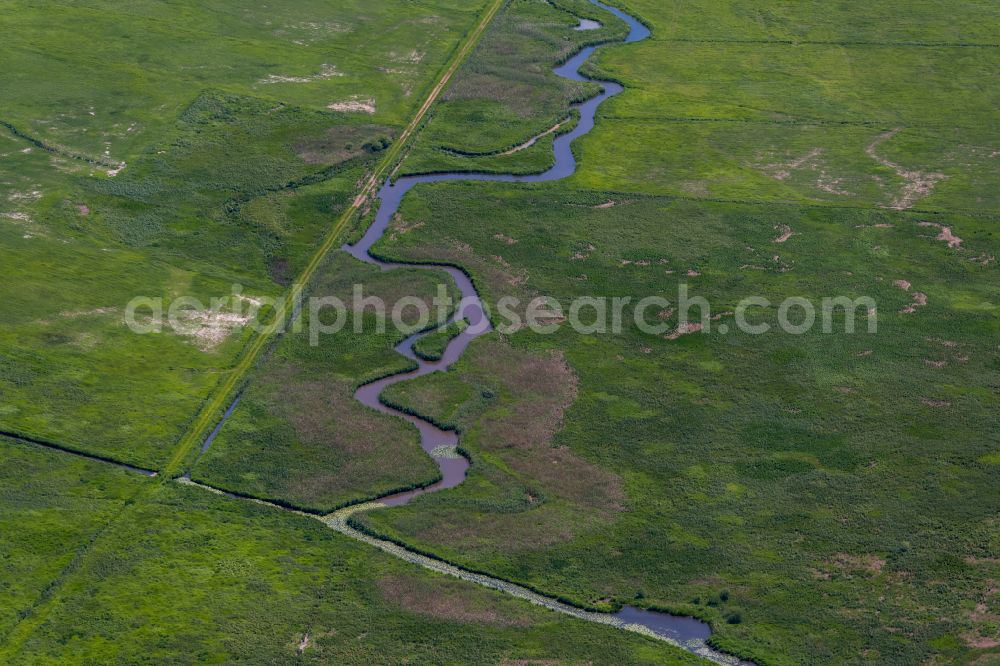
[866,128,946,209]
[900,292,927,315]
[391,50,425,64]
[259,63,343,84]
[327,96,376,114]
[917,221,962,248]
[665,322,702,340]
[171,308,255,352]
[7,190,41,203]
[1,211,32,223]
[772,224,795,243]
[816,171,851,195]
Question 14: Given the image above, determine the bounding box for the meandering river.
[336,3,755,664]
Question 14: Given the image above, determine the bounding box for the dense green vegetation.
[356,179,1000,663]
[568,0,1000,211]
[191,254,460,512]
[0,438,698,664]
[0,436,150,642]
[413,319,469,362]
[0,0,496,467]
[346,5,1000,659]
[400,0,627,176]
[4,0,999,662]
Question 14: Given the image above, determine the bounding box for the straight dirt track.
[0,0,506,656]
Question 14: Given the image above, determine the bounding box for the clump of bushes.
[363,136,392,153]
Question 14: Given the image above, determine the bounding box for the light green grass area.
[357,182,1000,664]
[0,0,497,466]
[566,0,1000,210]
[0,436,151,642]
[400,0,627,176]
[3,471,699,665]
[413,318,469,362]
[0,0,489,156]
[191,253,461,512]
[4,0,1000,663]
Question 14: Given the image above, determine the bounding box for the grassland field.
[0,436,701,665]
[2,0,999,663]
[362,0,999,662]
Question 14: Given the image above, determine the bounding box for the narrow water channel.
[338,3,755,664]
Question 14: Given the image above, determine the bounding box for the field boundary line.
[0,432,158,477]
[1,119,120,168]
[160,0,506,479]
[0,1,505,657]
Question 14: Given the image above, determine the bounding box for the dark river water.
[339,3,756,663]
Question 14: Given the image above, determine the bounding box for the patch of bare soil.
[170,307,254,352]
[893,279,927,314]
[593,200,616,208]
[665,322,703,341]
[917,221,963,248]
[900,292,928,315]
[327,96,377,114]
[259,63,343,84]
[60,306,116,318]
[772,224,795,243]
[757,147,822,181]
[378,574,533,627]
[866,128,947,209]
[920,397,951,408]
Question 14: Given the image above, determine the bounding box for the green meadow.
[0,0,492,466]
[2,0,999,663]
[191,254,459,512]
[0,438,699,665]
[355,0,998,662]
[358,182,1000,664]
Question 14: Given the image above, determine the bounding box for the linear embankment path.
[160,0,507,481]
[0,0,504,657]
[4,2,757,663]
